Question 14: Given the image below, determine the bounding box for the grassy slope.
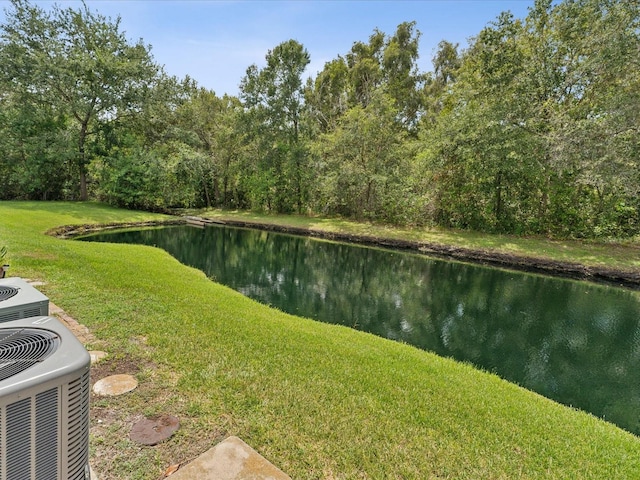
[2,200,640,479]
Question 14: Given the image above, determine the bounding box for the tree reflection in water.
[82,225,640,435]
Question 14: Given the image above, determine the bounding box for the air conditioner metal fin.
[0,329,59,382]
[0,287,18,303]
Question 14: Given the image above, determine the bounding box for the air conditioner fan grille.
[0,286,19,302]
[0,328,59,382]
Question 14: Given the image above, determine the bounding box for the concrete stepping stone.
[168,435,291,480]
[130,414,180,446]
[93,374,138,396]
[89,350,108,364]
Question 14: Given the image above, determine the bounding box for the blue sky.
[1,1,535,96]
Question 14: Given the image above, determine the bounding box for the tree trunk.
[78,118,90,201]
[80,171,88,201]
[203,180,212,208]
[494,171,503,227]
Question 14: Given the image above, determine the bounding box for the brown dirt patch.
[89,355,228,479]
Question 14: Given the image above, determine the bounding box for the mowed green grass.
[2,201,640,479]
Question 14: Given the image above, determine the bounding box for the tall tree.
[239,39,311,212]
[543,0,640,230]
[310,23,425,134]
[90,74,201,211]
[0,0,158,200]
[421,40,461,127]
[176,87,244,208]
[304,57,350,134]
[312,89,410,222]
[382,21,425,130]
[0,87,72,200]
[346,29,385,108]
[421,0,640,236]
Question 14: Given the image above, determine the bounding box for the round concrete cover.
[93,374,138,396]
[130,414,180,445]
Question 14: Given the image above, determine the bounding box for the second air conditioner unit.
[0,315,91,480]
[0,277,49,323]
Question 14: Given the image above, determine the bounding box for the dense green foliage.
[1,0,639,238]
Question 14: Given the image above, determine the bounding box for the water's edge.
[49,216,640,290]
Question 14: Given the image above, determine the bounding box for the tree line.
[1,0,638,238]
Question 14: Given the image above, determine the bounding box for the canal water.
[80,224,640,435]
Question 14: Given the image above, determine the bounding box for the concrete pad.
[169,436,291,480]
[93,374,138,396]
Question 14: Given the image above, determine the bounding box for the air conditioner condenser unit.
[0,278,49,323]
[0,315,91,480]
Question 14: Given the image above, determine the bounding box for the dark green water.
[81,225,640,435]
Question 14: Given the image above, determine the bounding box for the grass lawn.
[2,200,640,479]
